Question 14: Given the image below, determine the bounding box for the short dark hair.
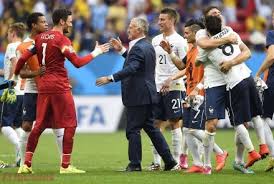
[9,22,26,38]
[203,6,220,16]
[204,16,222,36]
[160,7,179,25]
[52,8,72,25]
[26,12,44,31]
[185,19,205,29]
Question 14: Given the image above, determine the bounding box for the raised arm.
[96,46,144,86]
[63,41,110,68]
[160,40,185,70]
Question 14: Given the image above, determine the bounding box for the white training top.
[4,41,25,95]
[208,27,251,90]
[152,32,188,92]
[196,29,226,89]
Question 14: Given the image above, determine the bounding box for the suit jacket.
[113,38,158,107]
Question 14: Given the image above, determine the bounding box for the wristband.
[91,47,103,58]
[196,83,204,90]
[169,51,177,60]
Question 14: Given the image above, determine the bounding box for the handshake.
[0,80,17,104]
[91,37,124,58]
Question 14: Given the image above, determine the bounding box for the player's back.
[208,27,251,89]
[35,30,71,94]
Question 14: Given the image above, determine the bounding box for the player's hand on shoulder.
[110,37,123,52]
[227,33,238,45]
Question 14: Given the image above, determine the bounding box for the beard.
[63,28,69,34]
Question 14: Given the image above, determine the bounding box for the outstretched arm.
[96,46,143,86]
[160,40,185,70]
[63,41,110,68]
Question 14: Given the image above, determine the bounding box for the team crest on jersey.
[23,108,26,115]
[208,106,214,114]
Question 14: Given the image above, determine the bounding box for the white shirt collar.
[128,36,145,51]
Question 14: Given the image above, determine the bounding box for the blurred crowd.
[0,0,273,53]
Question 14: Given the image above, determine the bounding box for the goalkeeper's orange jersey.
[17,38,40,72]
[185,43,204,96]
[16,37,40,90]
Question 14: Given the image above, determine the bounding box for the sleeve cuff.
[118,47,127,55]
[109,75,115,82]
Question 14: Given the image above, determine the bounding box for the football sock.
[15,127,24,137]
[151,142,161,165]
[53,128,64,156]
[263,118,274,158]
[19,130,30,166]
[24,152,33,167]
[181,127,188,155]
[185,130,203,166]
[171,128,183,163]
[62,127,76,168]
[1,126,20,162]
[235,132,245,164]
[252,116,266,144]
[26,125,46,154]
[235,124,254,152]
[192,129,223,155]
[203,130,215,167]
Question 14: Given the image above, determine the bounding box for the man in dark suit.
[96,17,179,171]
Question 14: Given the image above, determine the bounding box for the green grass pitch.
[0,130,273,184]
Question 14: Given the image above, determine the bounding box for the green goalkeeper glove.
[0,89,16,104]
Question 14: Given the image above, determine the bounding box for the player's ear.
[60,19,65,25]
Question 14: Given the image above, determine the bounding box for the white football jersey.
[4,41,24,95]
[208,27,251,89]
[152,32,188,92]
[196,29,226,89]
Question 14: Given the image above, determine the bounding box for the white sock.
[181,127,188,155]
[52,128,64,156]
[235,131,245,164]
[235,124,254,152]
[192,129,223,155]
[171,128,183,163]
[203,130,215,167]
[15,127,24,138]
[1,126,20,162]
[252,116,266,144]
[185,130,203,166]
[19,130,30,166]
[151,142,161,165]
[264,118,274,158]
